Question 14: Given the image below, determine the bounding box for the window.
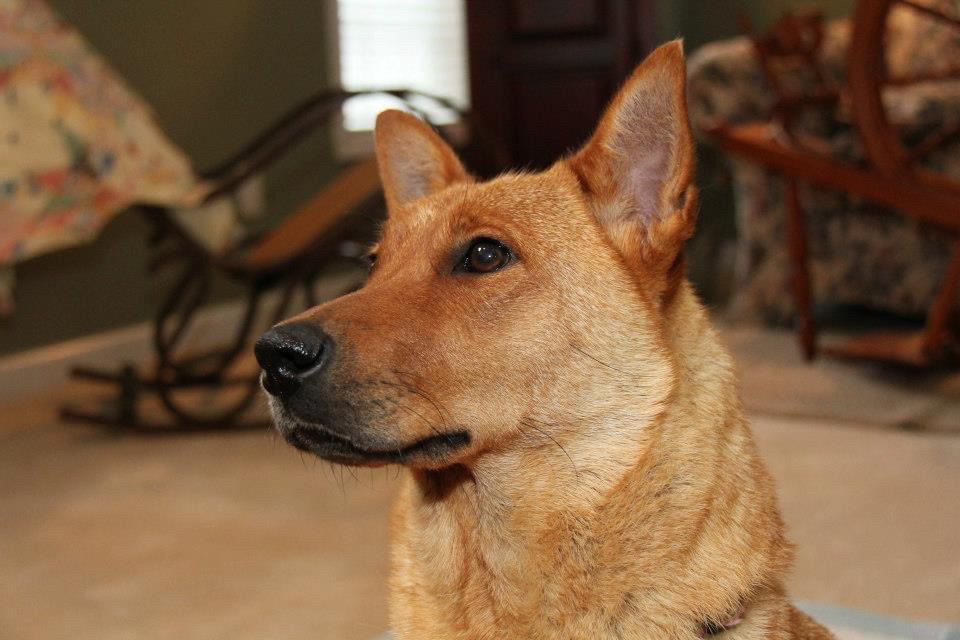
[331,0,470,156]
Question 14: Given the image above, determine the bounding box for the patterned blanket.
[0,0,205,313]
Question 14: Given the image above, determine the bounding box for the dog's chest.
[396,505,676,637]
[394,507,795,640]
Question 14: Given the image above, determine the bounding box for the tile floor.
[1,327,958,640]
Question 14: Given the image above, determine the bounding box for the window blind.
[337,0,470,131]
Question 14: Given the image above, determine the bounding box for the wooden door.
[466,0,657,173]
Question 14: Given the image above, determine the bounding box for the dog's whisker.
[518,418,580,480]
[378,393,444,439]
[387,371,453,424]
[569,343,630,377]
[337,464,346,498]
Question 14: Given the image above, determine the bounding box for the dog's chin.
[268,399,471,468]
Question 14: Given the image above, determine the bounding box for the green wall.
[0,0,338,356]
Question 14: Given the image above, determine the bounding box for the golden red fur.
[267,41,835,639]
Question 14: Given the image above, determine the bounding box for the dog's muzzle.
[255,321,472,467]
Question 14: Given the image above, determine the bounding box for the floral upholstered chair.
[687,3,960,325]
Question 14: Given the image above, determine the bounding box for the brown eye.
[461,238,511,274]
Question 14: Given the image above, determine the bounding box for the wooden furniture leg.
[921,237,960,357]
[785,178,817,360]
[820,237,960,367]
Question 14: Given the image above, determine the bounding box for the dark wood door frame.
[466,0,658,174]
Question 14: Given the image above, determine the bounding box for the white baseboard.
[0,269,361,403]
[0,324,136,403]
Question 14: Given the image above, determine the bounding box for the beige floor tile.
[753,415,960,623]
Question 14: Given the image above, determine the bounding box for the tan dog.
[255,41,835,640]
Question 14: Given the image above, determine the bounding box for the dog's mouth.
[286,425,471,467]
[273,405,471,467]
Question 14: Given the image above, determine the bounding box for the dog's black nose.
[255,323,330,397]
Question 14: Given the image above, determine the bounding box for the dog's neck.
[396,283,792,637]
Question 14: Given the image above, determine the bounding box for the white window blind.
[336,0,470,131]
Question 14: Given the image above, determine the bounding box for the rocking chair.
[60,89,500,431]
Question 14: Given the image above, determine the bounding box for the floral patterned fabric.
[0,0,206,313]
[688,4,960,323]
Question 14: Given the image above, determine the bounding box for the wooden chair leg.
[785,178,817,360]
[921,237,960,358]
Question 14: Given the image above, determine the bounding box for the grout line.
[745,406,958,436]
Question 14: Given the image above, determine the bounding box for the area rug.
[373,605,960,639]
[799,602,960,640]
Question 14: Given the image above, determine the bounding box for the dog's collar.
[700,609,745,637]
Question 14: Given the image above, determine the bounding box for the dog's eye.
[460,238,511,274]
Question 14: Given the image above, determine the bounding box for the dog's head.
[257,42,697,469]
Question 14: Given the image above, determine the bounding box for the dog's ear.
[373,110,470,211]
[568,41,697,294]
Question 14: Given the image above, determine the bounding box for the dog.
[255,41,835,640]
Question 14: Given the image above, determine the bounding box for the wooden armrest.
[240,156,381,270]
[705,122,960,232]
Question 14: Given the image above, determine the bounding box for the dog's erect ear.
[568,40,697,288]
[373,110,470,211]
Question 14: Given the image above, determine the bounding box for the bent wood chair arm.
[197,88,474,204]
